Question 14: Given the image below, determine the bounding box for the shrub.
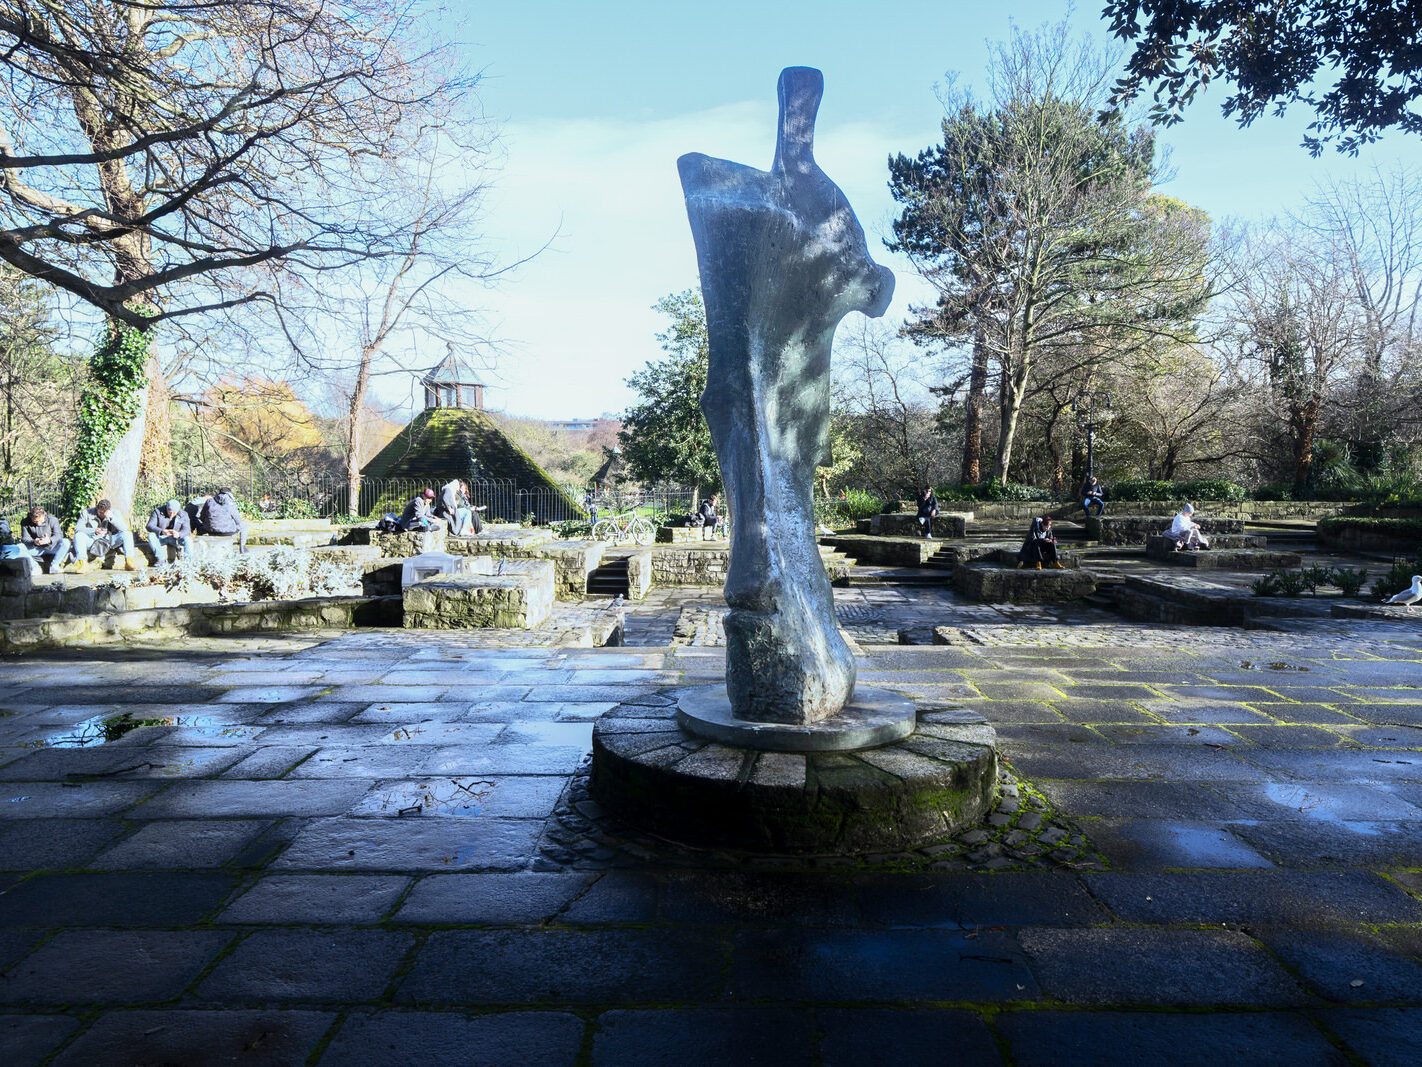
[1329,567,1369,597]
[1251,573,1282,597]
[1111,479,1245,502]
[140,545,359,602]
[1372,555,1422,600]
[840,489,885,521]
[935,480,1053,502]
[552,519,592,538]
[279,498,318,520]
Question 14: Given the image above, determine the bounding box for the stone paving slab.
[0,612,1417,1061]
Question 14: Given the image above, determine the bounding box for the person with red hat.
[399,488,442,532]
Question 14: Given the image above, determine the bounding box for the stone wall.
[626,549,653,600]
[0,594,402,653]
[445,532,597,599]
[1316,519,1422,553]
[652,547,730,586]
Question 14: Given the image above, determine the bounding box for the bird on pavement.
[1383,575,1422,608]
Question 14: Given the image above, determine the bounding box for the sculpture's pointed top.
[773,67,823,176]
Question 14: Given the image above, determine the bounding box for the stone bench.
[1148,547,1303,571]
[990,547,1080,569]
[866,512,969,538]
[952,563,1097,603]
[1086,515,1245,546]
[820,535,941,567]
[403,558,555,629]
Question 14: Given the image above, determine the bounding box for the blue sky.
[412,0,1421,420]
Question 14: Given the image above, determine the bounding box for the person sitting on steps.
[200,488,248,552]
[19,506,70,573]
[1166,502,1209,551]
[145,498,193,563]
[70,499,142,572]
[915,485,939,539]
[698,493,724,540]
[1081,474,1105,517]
[1018,515,1064,569]
[400,489,442,532]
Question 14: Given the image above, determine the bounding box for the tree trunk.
[136,353,171,493]
[1291,401,1318,495]
[101,376,149,520]
[991,363,1028,484]
[960,328,988,485]
[344,344,374,517]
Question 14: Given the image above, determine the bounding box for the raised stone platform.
[1144,533,1267,559]
[655,525,724,544]
[1086,515,1245,545]
[676,683,915,751]
[402,558,555,629]
[867,512,969,538]
[590,693,998,853]
[1149,547,1303,570]
[952,563,1097,603]
[821,535,942,567]
[445,532,600,599]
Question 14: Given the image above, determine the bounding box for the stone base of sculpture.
[676,683,914,752]
[590,691,998,854]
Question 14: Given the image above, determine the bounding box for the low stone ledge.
[820,535,941,567]
[867,512,969,538]
[590,695,997,853]
[1144,534,1267,559]
[952,563,1097,603]
[655,525,719,544]
[0,594,402,652]
[403,559,555,629]
[1150,548,1302,571]
[1086,515,1245,545]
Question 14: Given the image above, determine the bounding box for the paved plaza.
[0,586,1420,1064]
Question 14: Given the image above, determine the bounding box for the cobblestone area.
[0,593,1419,1064]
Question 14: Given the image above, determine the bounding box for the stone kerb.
[403,558,555,629]
[1144,536,1301,570]
[1086,515,1245,545]
[1144,534,1267,559]
[655,525,721,544]
[868,512,969,538]
[953,563,1097,603]
[590,696,998,853]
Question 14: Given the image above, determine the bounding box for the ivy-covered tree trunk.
[61,312,154,523]
[137,355,172,494]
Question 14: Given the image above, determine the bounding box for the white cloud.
[466,101,936,420]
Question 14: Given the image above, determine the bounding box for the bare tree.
[0,0,483,515]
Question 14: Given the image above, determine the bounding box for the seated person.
[437,478,482,536]
[400,489,442,532]
[70,498,141,572]
[145,498,194,562]
[199,488,247,551]
[1166,503,1209,550]
[1081,475,1105,517]
[915,485,939,539]
[19,506,70,573]
[698,493,725,540]
[1017,515,1063,569]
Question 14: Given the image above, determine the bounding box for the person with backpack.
[200,488,247,551]
[70,499,142,572]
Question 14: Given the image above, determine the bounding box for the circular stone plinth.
[676,684,915,752]
[590,691,998,854]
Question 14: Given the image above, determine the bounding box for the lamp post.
[1072,394,1110,479]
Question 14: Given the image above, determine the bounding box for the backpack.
[376,513,401,533]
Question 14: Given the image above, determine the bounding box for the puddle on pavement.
[26,713,245,748]
[1259,783,1386,832]
[1239,660,1311,672]
[355,778,496,817]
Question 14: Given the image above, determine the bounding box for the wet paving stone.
[0,929,231,1004]
[0,1013,80,1067]
[593,1008,816,1067]
[50,1009,333,1067]
[816,1008,999,1067]
[194,928,413,1003]
[997,1010,1346,1065]
[397,928,727,1005]
[0,872,239,928]
[322,1010,585,1066]
[1316,1007,1422,1066]
[220,874,410,924]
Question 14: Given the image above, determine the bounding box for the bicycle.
[592,510,656,546]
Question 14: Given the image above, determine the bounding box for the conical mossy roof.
[362,408,570,499]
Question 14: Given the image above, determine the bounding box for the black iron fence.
[0,473,701,529]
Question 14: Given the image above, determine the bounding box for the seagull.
[1383,575,1422,608]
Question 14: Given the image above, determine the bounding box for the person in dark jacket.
[71,499,141,572]
[19,506,70,573]
[400,489,439,531]
[698,494,724,540]
[1017,516,1063,569]
[145,499,193,562]
[1081,475,1106,517]
[199,488,247,551]
[915,485,939,539]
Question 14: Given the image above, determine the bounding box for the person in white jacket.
[1166,503,1209,550]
